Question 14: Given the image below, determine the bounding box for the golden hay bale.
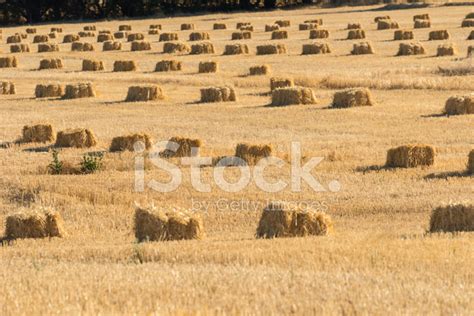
[126,85,164,102]
[239,25,254,32]
[332,88,374,108]
[71,42,94,51]
[161,137,202,158]
[377,19,399,30]
[131,40,151,51]
[468,150,474,174]
[304,18,323,25]
[466,12,474,19]
[256,202,332,238]
[271,87,317,106]
[413,14,430,21]
[235,143,272,165]
[309,29,329,39]
[265,24,280,32]
[84,25,96,31]
[0,81,16,95]
[119,25,132,31]
[113,60,137,72]
[236,22,251,29]
[82,59,104,71]
[386,144,436,168]
[249,65,270,76]
[114,31,127,39]
[468,31,474,40]
[33,35,49,43]
[437,43,457,56]
[444,95,474,115]
[190,42,215,55]
[200,86,236,103]
[256,44,287,55]
[35,84,64,98]
[97,33,114,42]
[127,33,145,42]
[429,203,473,233]
[0,57,18,68]
[394,30,414,41]
[10,44,30,53]
[397,42,425,56]
[149,24,162,30]
[148,29,159,35]
[429,30,450,40]
[21,124,55,142]
[223,43,249,55]
[51,27,62,33]
[63,83,96,99]
[351,41,375,55]
[26,28,37,34]
[63,34,80,43]
[347,23,361,29]
[159,32,179,42]
[299,23,318,31]
[198,61,218,73]
[103,41,122,51]
[99,30,111,35]
[270,77,294,91]
[5,208,65,239]
[347,29,365,40]
[468,46,474,57]
[374,15,390,22]
[38,58,63,70]
[181,23,195,30]
[163,42,190,54]
[189,32,210,41]
[231,31,252,40]
[213,23,227,30]
[275,20,290,27]
[271,30,288,40]
[109,133,152,152]
[302,42,331,55]
[38,43,59,52]
[55,128,97,148]
[134,206,204,242]
[48,32,57,39]
[414,19,431,29]
[79,31,96,37]
[155,60,182,72]
[462,19,474,27]
[7,35,22,43]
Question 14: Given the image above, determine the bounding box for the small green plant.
[48,149,63,175]
[80,152,104,174]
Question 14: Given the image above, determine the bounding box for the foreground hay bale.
[223,43,249,55]
[35,84,63,98]
[39,58,63,70]
[213,23,227,30]
[190,42,215,55]
[189,32,210,41]
[0,57,18,68]
[200,86,236,103]
[437,43,457,56]
[161,137,202,158]
[10,44,30,53]
[231,31,252,40]
[309,29,329,39]
[347,23,361,29]
[126,85,164,102]
[21,124,55,142]
[103,41,122,51]
[249,65,270,76]
[97,33,114,42]
[110,133,152,152]
[38,43,59,52]
[271,87,316,106]
[159,32,179,42]
[414,19,431,29]
[299,23,318,31]
[114,60,137,72]
[181,23,195,30]
[397,42,425,56]
[468,150,474,174]
[63,34,80,43]
[134,206,204,242]
[347,29,365,40]
[5,208,65,239]
[256,202,333,238]
[374,16,390,22]
[33,35,49,43]
[265,24,280,32]
[155,60,182,72]
[55,128,97,148]
[275,20,290,27]
[270,77,294,91]
[7,35,22,44]
[429,204,474,233]
[332,88,374,108]
[271,30,288,40]
[63,83,96,99]
[302,42,331,55]
[462,19,474,27]
[377,19,399,30]
[235,143,272,165]
[114,31,128,39]
[429,30,450,40]
[198,61,218,73]
[127,33,145,42]
[351,42,375,55]
[71,42,94,51]
[445,95,474,115]
[466,12,474,19]
[163,42,190,54]
[131,40,151,51]
[82,59,104,71]
[256,44,287,55]
[394,30,414,40]
[386,145,435,168]
[0,81,16,95]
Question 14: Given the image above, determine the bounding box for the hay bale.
[0,81,16,95]
[97,33,114,42]
[181,23,195,30]
[113,60,137,72]
[190,42,215,55]
[119,25,132,31]
[231,31,252,40]
[200,86,236,103]
[84,25,96,31]
[38,58,63,70]
[71,42,94,51]
[148,29,159,35]
[309,29,329,39]
[35,84,63,98]
[126,85,164,102]
[109,133,152,152]
[437,43,457,56]
[189,32,210,41]
[51,27,62,33]
[78,31,95,38]
[149,24,162,30]
[55,128,97,148]
[256,44,287,55]
[33,35,49,43]
[213,23,227,30]
[82,59,104,71]
[161,137,202,158]
[198,61,218,73]
[10,44,30,53]
[256,202,332,238]
[413,14,430,21]
[0,57,18,68]
[271,87,316,106]
[377,19,399,30]
[466,12,474,19]
[394,30,414,41]
[249,65,270,76]
[48,32,57,39]
[99,30,111,35]
[134,206,204,242]
[386,145,435,168]
[444,95,474,115]
[239,25,254,32]
[270,77,294,91]
[103,41,122,51]
[5,208,65,239]
[38,43,59,52]
[429,30,450,40]
[302,42,331,55]
[131,40,151,51]
[159,32,178,42]
[127,33,145,42]
[163,42,190,54]
[21,124,55,142]
[7,35,22,43]
[347,23,361,29]
[414,19,431,28]
[347,29,365,40]
[236,22,251,29]
[235,143,272,165]
[299,23,318,31]
[265,24,280,32]
[63,83,96,99]
[397,42,425,56]
[63,34,80,43]
[155,60,182,72]
[468,31,474,40]
[271,30,288,40]
[462,19,474,27]
[275,20,290,27]
[468,46,474,57]
[468,150,474,174]
[223,43,249,55]
[26,28,37,34]
[304,19,323,25]
[429,203,474,233]
[374,16,390,22]
[114,31,128,39]
[351,41,375,55]
[332,88,374,108]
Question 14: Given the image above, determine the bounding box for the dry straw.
[265,24,280,32]
[99,30,111,35]
[0,81,16,95]
[26,27,37,34]
[159,32,179,42]
[190,42,215,54]
[309,29,329,39]
[347,29,365,40]
[149,24,161,30]
[414,19,431,28]
[377,19,399,30]
[249,65,270,76]
[437,43,457,56]
[466,12,474,19]
[22,124,55,142]
[126,85,164,102]
[236,22,251,29]
[429,203,473,233]
[127,33,145,42]
[413,13,430,21]
[235,143,272,165]
[429,30,450,40]
[82,59,104,71]
[38,43,59,52]
[302,42,331,55]
[35,84,63,98]
[103,41,122,51]
[0,57,18,68]
[5,208,65,239]
[299,23,318,30]
[462,19,474,27]
[200,86,236,103]
[374,15,390,22]
[63,83,96,99]
[275,20,290,27]
[51,27,62,33]
[10,44,30,53]
[271,87,317,106]
[110,133,152,152]
[271,30,288,40]
[270,77,294,91]
[161,137,202,158]
[386,145,435,168]
[468,150,474,174]
[114,31,127,39]
[79,31,96,37]
[39,58,63,70]
[131,41,151,51]
[63,34,80,43]
[397,42,425,56]
[213,23,227,30]
[198,61,218,73]
[114,60,137,72]
[163,42,190,54]
[351,42,375,55]
[119,25,132,31]
[304,18,323,25]
[444,95,474,115]
[97,33,114,42]
[189,32,210,41]
[332,88,374,108]
[33,35,49,43]
[71,42,94,51]
[231,31,252,40]
[49,32,57,39]
[256,44,287,55]
[394,30,414,41]
[223,44,249,55]
[347,23,361,29]
[181,23,195,30]
[155,60,182,72]
[84,25,96,31]
[55,128,97,148]
[148,29,159,35]
[7,35,22,43]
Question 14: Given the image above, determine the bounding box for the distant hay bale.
[468,31,474,40]
[377,19,399,30]
[134,206,204,242]
[163,42,190,54]
[80,31,95,38]
[110,133,152,152]
[7,35,22,43]
[200,86,236,103]
[414,19,431,29]
[63,83,96,99]
[444,95,474,115]
[181,23,195,30]
[468,46,474,57]
[148,29,159,35]
[265,24,280,32]
[271,30,288,40]
[397,42,425,56]
[155,60,182,72]
[304,19,323,25]
[71,42,94,51]
[190,42,215,55]
[299,23,318,31]
[35,84,63,98]
[38,43,59,52]
[97,33,114,42]
[437,43,457,56]
[347,23,361,29]
[213,23,227,30]
[84,25,96,31]
[149,24,162,30]
[413,14,430,21]
[0,81,16,95]
[239,25,254,32]
[223,43,249,55]
[63,34,80,43]
[22,124,55,142]
[462,19,474,27]
[48,32,57,39]
[38,58,63,70]
[374,16,390,22]
[126,85,164,102]
[236,22,251,29]
[5,208,65,239]
[429,30,450,40]
[468,150,474,174]
[51,27,62,33]
[429,203,474,233]
[119,25,132,31]
[99,30,111,35]
[256,202,333,238]
[161,137,202,158]
[270,77,294,91]
[10,44,30,53]
[275,20,290,27]
[302,42,331,55]
[33,35,49,43]
[351,41,375,55]
[347,29,365,40]
[0,57,18,68]
[256,44,287,55]
[82,59,104,71]
[309,29,329,39]
[271,87,316,106]
[394,30,414,40]
[26,28,37,34]
[127,33,145,42]
[235,143,272,165]
[332,88,374,108]
[114,31,128,39]
[103,41,122,51]
[113,60,137,72]
[55,128,97,148]
[198,61,218,73]
[189,32,210,41]
[231,31,252,40]
[249,65,270,76]
[386,145,435,168]
[159,32,179,42]
[131,40,151,51]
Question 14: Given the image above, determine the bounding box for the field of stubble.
[0,4,473,315]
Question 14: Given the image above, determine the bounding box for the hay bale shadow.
[421,113,447,118]
[355,165,395,174]
[424,171,471,180]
